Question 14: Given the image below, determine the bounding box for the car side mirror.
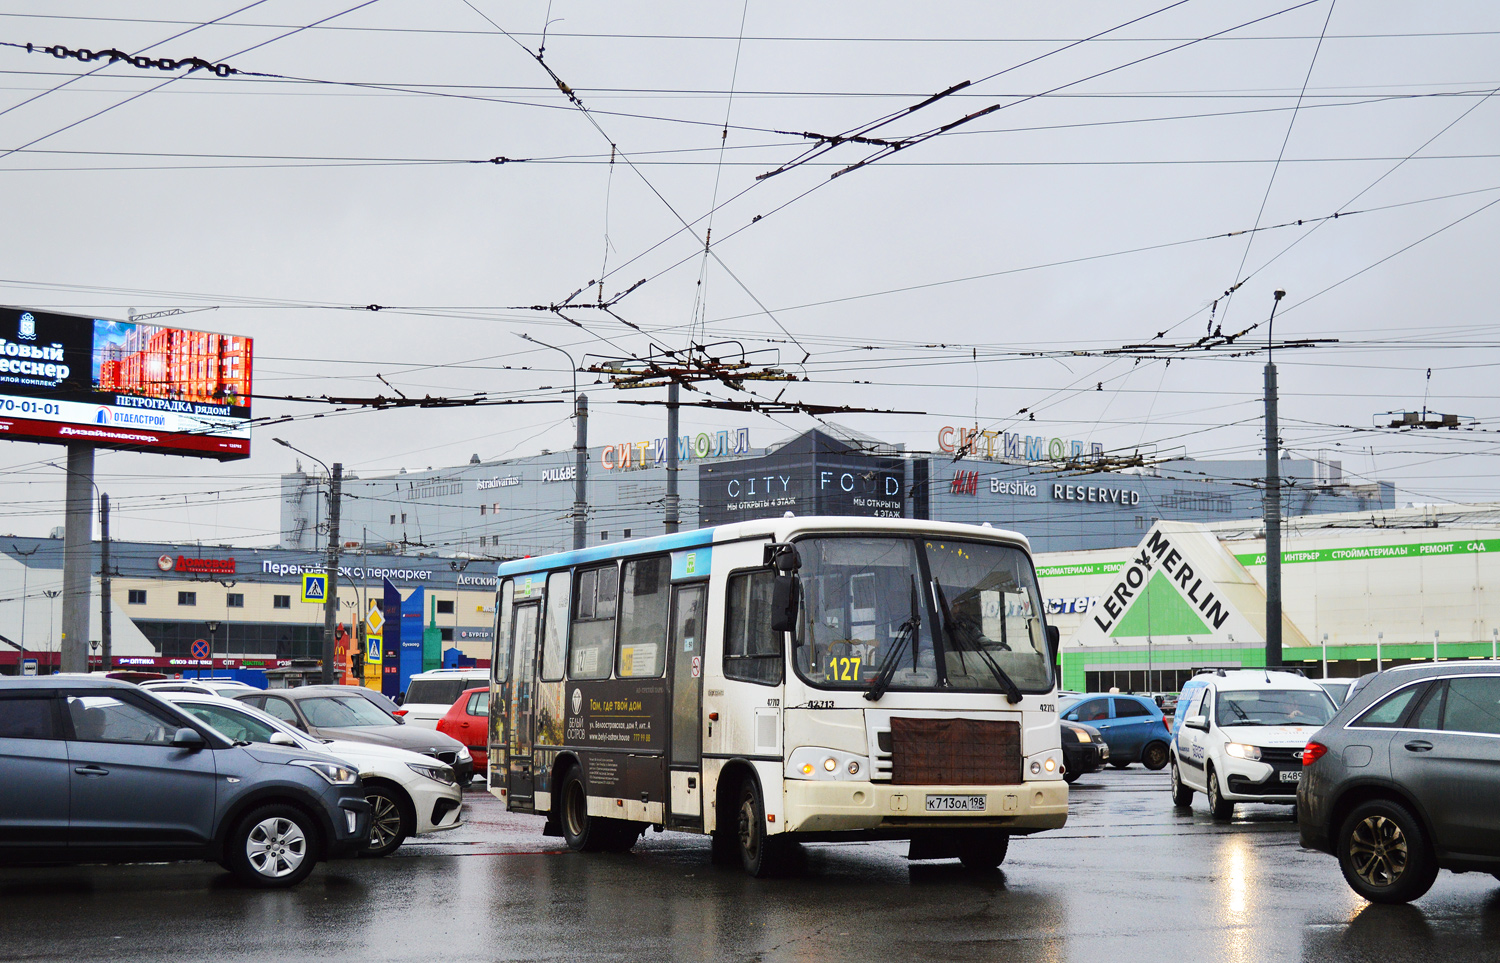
[171,727,206,751]
[767,543,802,635]
[268,732,296,747]
[1046,625,1061,666]
[1185,715,1209,732]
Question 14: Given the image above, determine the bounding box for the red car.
[436,686,489,781]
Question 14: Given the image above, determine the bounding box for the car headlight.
[457,746,472,763]
[1073,731,1091,744]
[784,747,869,781]
[290,759,359,786]
[1225,743,1262,761]
[409,762,458,786]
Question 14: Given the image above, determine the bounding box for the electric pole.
[321,463,343,684]
[573,394,588,550]
[60,444,94,674]
[664,381,680,534]
[1264,290,1286,668]
[99,493,112,672]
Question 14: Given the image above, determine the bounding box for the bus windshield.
[793,535,1053,694]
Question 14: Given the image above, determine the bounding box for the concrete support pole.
[1264,360,1282,668]
[572,394,588,551]
[321,463,343,685]
[60,444,94,673]
[100,493,112,672]
[664,381,680,534]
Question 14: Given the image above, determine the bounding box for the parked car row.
[0,671,489,888]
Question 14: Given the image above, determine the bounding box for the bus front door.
[667,583,707,827]
[507,601,541,809]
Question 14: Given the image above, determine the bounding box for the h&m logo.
[950,470,979,496]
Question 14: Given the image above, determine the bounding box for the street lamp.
[516,333,588,550]
[274,438,343,685]
[42,589,60,673]
[206,621,220,680]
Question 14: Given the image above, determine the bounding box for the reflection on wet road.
[3,770,1498,962]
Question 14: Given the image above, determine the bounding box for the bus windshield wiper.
[865,576,921,702]
[933,580,1023,705]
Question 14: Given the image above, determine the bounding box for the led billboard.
[0,306,252,459]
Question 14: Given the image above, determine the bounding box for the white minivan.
[398,668,489,729]
[1169,668,1338,819]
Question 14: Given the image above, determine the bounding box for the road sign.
[190,639,210,659]
[366,606,384,635]
[21,658,37,676]
[367,635,381,662]
[301,572,327,603]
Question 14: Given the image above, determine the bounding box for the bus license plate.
[1279,770,1302,783]
[926,794,986,812]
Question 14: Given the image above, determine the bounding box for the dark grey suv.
[1298,661,1500,903]
[0,677,371,887]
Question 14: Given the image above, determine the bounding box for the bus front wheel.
[735,779,790,877]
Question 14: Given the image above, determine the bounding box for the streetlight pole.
[518,334,588,550]
[1263,289,1286,669]
[276,439,343,685]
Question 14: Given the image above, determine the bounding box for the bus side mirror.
[1046,624,1061,666]
[767,542,801,635]
[771,576,799,634]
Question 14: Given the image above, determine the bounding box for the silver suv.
[1298,661,1500,903]
[0,677,371,887]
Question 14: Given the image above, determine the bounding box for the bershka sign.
[1091,529,1229,635]
[174,555,235,576]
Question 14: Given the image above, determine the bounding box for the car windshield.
[300,695,394,728]
[1214,689,1335,727]
[792,535,1053,694]
[179,702,312,748]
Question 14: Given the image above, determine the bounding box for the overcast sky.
[0,1,1496,547]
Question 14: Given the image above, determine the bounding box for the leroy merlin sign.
[1090,529,1231,637]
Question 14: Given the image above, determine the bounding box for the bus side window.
[570,564,618,680]
[540,571,570,682]
[618,557,668,678]
[492,580,514,685]
[724,570,783,686]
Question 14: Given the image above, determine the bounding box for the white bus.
[486,516,1067,876]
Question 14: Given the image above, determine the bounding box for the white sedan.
[163,692,464,857]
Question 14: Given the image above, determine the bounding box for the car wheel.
[362,784,410,858]
[735,778,790,877]
[1141,742,1170,771]
[1170,759,1194,808]
[1206,766,1234,820]
[560,768,607,852]
[958,832,1009,871]
[1338,800,1439,904]
[1109,759,1131,769]
[226,804,320,888]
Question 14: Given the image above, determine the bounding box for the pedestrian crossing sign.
[302,572,327,603]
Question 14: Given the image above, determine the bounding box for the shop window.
[479,504,487,515]
[570,564,618,679]
[623,529,631,539]
[127,590,146,605]
[440,627,453,642]
[600,531,609,542]
[390,514,396,524]
[177,591,197,606]
[401,513,407,524]
[273,595,291,609]
[617,557,668,678]
[437,600,454,615]
[226,593,244,608]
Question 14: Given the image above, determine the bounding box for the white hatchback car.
[1169,668,1338,819]
[164,693,465,856]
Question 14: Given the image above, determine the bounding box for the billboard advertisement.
[0,305,252,459]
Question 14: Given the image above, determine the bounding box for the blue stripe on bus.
[496,527,721,579]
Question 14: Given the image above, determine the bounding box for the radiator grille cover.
[890,717,1021,786]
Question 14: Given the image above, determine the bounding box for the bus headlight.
[785,748,870,782]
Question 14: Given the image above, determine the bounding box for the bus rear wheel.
[559,768,639,853]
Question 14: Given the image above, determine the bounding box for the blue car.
[1060,693,1172,770]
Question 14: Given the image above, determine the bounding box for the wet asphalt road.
[3,769,1499,962]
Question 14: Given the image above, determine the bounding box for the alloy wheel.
[246,816,307,878]
[1348,814,1410,888]
[368,794,403,850]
